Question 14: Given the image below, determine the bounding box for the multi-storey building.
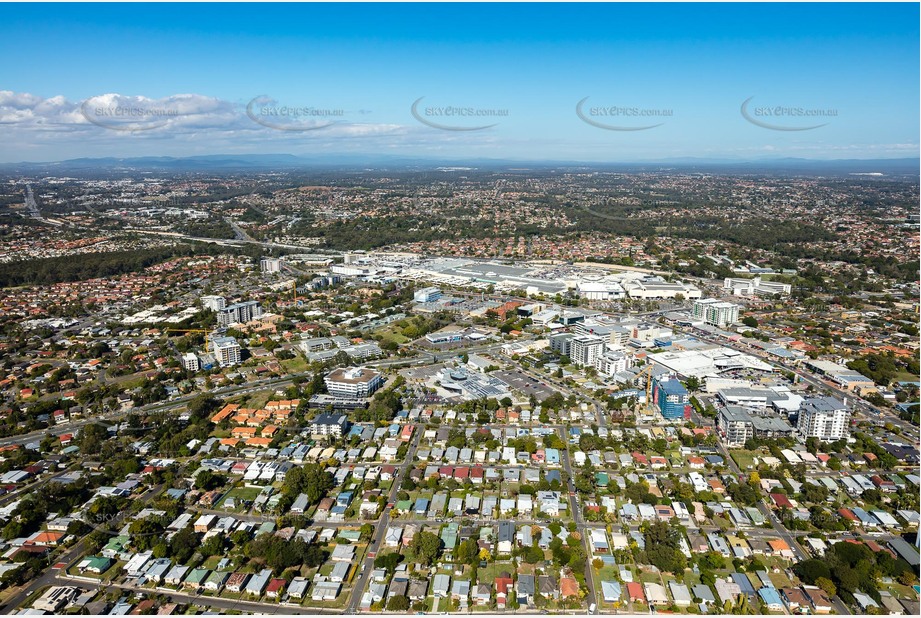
[260,257,282,273]
[653,376,690,421]
[723,277,792,297]
[324,367,384,398]
[692,298,740,328]
[413,286,442,303]
[217,301,263,327]
[718,406,755,446]
[309,413,350,437]
[211,336,242,367]
[595,350,631,376]
[181,352,200,372]
[549,333,574,357]
[201,295,226,312]
[570,335,605,368]
[797,397,850,440]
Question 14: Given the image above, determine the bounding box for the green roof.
[206,570,229,585]
[103,535,129,551]
[395,500,412,511]
[85,556,112,570]
[258,521,275,534]
[441,530,458,549]
[338,529,362,541]
[185,568,210,584]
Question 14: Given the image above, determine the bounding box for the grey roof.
[517,573,535,595]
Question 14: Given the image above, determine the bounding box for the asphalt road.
[346,422,423,613]
[716,441,851,615]
[557,425,597,610]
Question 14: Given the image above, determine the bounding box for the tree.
[523,544,545,564]
[643,520,686,574]
[456,539,479,566]
[410,530,442,565]
[194,469,226,491]
[374,552,402,574]
[282,464,334,505]
[387,596,410,611]
[815,577,836,596]
[792,559,831,584]
[741,316,758,328]
[188,394,222,422]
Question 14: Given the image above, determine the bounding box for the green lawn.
[201,556,222,570]
[597,565,620,582]
[639,570,662,584]
[231,390,273,410]
[477,561,516,583]
[281,356,309,374]
[374,324,411,345]
[730,450,759,470]
[768,569,793,589]
[222,486,262,503]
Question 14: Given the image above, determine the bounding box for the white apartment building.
[201,295,226,311]
[260,257,283,273]
[717,406,755,447]
[309,413,350,436]
[595,350,632,376]
[570,335,606,367]
[549,332,574,356]
[181,352,200,372]
[211,336,242,367]
[692,298,740,328]
[797,397,850,440]
[575,319,631,348]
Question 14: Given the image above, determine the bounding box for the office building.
[622,278,702,299]
[724,277,792,297]
[653,377,690,421]
[217,301,263,327]
[692,298,740,328]
[413,286,443,303]
[211,336,242,367]
[797,397,850,440]
[201,295,226,312]
[576,280,625,301]
[324,367,384,398]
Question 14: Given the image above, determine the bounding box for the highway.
[24,184,43,221]
[0,341,505,450]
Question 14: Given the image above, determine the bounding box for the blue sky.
[0,2,918,162]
